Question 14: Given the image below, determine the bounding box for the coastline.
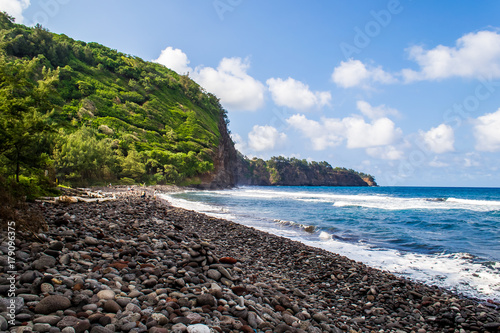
[1,192,499,332]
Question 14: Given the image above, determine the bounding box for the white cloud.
[286,114,344,150]
[474,108,500,152]
[331,59,395,88]
[343,116,402,149]
[356,100,399,119]
[0,0,30,23]
[248,125,287,151]
[421,124,455,154]
[153,47,193,75]
[429,157,449,168]
[366,145,404,160]
[286,114,402,150]
[192,57,266,111]
[403,31,500,82]
[154,48,265,111]
[266,77,331,111]
[231,133,247,153]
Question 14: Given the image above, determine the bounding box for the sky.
[3,0,500,187]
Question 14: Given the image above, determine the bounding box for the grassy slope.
[0,13,227,185]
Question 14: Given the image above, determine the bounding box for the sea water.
[160,186,500,301]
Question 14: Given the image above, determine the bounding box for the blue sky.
[4,0,500,186]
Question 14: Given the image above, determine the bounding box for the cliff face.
[198,115,239,189]
[234,157,377,187]
[200,125,377,188]
[362,177,377,187]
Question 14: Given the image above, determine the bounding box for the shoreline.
[159,187,500,303]
[1,194,499,332]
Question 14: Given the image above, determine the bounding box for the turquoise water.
[162,186,500,301]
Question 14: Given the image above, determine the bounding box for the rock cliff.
[232,157,377,187]
[198,115,239,189]
[200,124,377,188]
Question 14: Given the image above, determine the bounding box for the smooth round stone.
[125,302,141,313]
[187,324,211,333]
[35,295,71,315]
[84,237,99,245]
[171,323,187,332]
[196,294,216,307]
[312,313,328,322]
[151,313,168,325]
[148,328,169,333]
[33,255,57,270]
[207,269,221,281]
[128,290,142,298]
[115,297,131,308]
[186,312,203,324]
[41,283,55,293]
[99,316,112,326]
[33,323,51,332]
[103,300,121,313]
[61,328,76,333]
[82,303,98,311]
[49,241,65,251]
[97,290,116,300]
[20,271,37,284]
[59,254,71,265]
[33,315,61,325]
[16,313,32,321]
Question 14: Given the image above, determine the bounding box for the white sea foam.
[304,231,500,301]
[160,191,500,301]
[159,193,235,220]
[202,188,500,212]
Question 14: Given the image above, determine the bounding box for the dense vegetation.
[0,11,376,199]
[0,12,227,192]
[238,156,376,186]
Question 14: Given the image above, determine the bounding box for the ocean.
[160,186,500,302]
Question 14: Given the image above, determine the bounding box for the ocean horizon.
[160,185,500,302]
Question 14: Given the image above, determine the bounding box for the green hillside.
[237,156,377,186]
[0,12,228,190]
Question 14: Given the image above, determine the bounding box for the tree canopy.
[0,12,227,187]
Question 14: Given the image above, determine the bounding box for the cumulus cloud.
[192,57,266,111]
[403,31,500,82]
[366,145,404,160]
[343,116,402,149]
[153,46,193,75]
[286,114,344,150]
[356,100,399,119]
[286,114,402,150]
[331,59,395,88]
[154,47,266,111]
[421,124,455,154]
[248,125,287,151]
[473,108,500,152]
[266,77,331,111]
[0,0,30,23]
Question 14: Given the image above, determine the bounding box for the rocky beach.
[1,189,500,333]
